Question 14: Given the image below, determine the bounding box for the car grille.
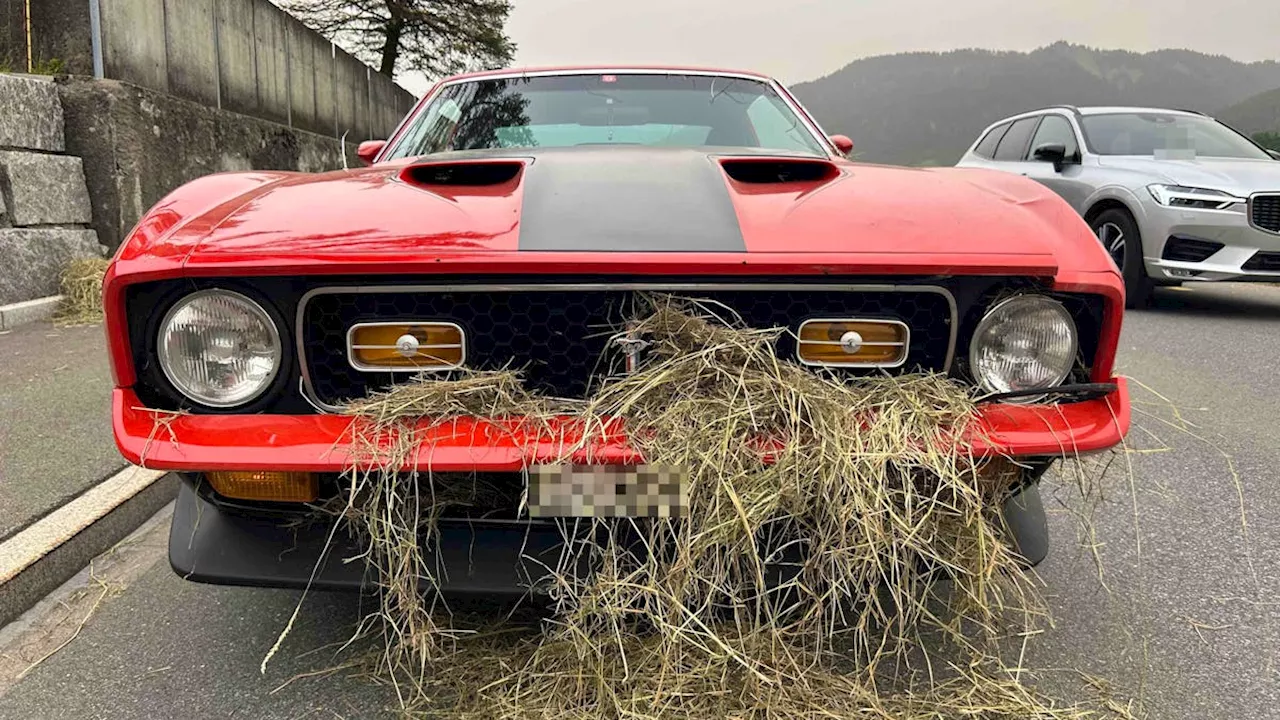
[1242,251,1280,272]
[299,285,956,409]
[1161,236,1223,263]
[1250,194,1280,234]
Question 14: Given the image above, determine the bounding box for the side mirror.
[356,140,387,166]
[829,134,854,156]
[1032,142,1070,171]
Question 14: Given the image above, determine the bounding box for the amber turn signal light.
[207,471,319,503]
[347,322,465,372]
[796,319,909,367]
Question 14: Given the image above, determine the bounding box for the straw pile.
[289,296,1135,718]
[52,257,110,327]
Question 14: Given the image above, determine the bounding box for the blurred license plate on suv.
[529,464,688,518]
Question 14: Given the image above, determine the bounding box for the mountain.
[791,42,1280,167]
[1218,87,1280,134]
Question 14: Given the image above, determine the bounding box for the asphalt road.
[2,282,1279,719]
[0,321,121,540]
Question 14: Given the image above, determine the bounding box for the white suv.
[957,106,1280,307]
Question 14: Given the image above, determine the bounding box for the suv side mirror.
[357,140,387,166]
[1032,142,1071,172]
[829,134,854,156]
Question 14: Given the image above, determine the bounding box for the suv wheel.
[1090,208,1152,308]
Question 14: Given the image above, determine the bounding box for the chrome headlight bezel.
[157,289,283,409]
[969,295,1079,404]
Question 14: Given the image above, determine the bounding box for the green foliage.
[30,57,66,76]
[1218,86,1280,135]
[1252,131,1280,152]
[0,56,66,75]
[278,0,514,81]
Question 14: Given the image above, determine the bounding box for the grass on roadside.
[52,257,109,327]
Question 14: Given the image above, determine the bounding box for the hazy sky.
[504,0,1280,86]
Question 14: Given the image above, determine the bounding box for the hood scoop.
[400,160,524,192]
[720,157,839,184]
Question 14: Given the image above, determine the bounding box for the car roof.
[998,106,1207,120]
[976,105,1210,134]
[1074,106,1205,117]
[441,65,775,84]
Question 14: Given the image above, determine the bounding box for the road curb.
[0,295,63,331]
[0,467,177,628]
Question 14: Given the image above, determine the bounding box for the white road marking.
[0,466,167,585]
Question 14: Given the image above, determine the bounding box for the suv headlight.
[1147,184,1244,210]
[969,295,1077,402]
[158,289,282,408]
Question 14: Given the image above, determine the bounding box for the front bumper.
[1139,204,1280,282]
[115,379,1130,472]
[168,472,1053,593]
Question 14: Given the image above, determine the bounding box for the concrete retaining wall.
[58,77,360,252]
[7,0,418,141]
[0,74,105,306]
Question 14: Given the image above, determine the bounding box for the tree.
[278,0,515,81]
[1254,131,1280,153]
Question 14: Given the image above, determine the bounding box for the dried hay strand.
[331,370,559,684]
[53,257,109,327]
[286,296,1136,718]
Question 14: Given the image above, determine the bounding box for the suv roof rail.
[1043,104,1080,114]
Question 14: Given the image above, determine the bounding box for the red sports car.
[105,67,1129,592]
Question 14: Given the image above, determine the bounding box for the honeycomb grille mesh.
[301,287,955,407]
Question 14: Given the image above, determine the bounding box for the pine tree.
[277,0,514,80]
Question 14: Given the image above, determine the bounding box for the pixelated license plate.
[529,464,688,518]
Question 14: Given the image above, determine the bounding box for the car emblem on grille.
[611,333,650,374]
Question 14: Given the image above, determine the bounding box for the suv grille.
[1250,194,1280,234]
[300,285,956,409]
[1242,251,1280,272]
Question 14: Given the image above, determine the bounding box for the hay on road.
[53,257,109,327]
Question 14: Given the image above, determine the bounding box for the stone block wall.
[58,76,359,252]
[0,74,105,306]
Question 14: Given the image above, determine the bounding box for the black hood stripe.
[516,148,746,252]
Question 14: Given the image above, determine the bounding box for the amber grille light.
[347,322,465,372]
[796,319,909,367]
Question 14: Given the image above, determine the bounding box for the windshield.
[1079,112,1269,159]
[384,73,827,158]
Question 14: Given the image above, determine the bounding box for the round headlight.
[158,289,282,408]
[969,295,1077,401]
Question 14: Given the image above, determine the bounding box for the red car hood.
[173,148,1096,277]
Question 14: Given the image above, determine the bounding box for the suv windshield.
[384,73,827,159]
[1080,112,1269,159]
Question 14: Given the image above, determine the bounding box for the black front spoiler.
[168,480,573,595]
[169,477,1050,594]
